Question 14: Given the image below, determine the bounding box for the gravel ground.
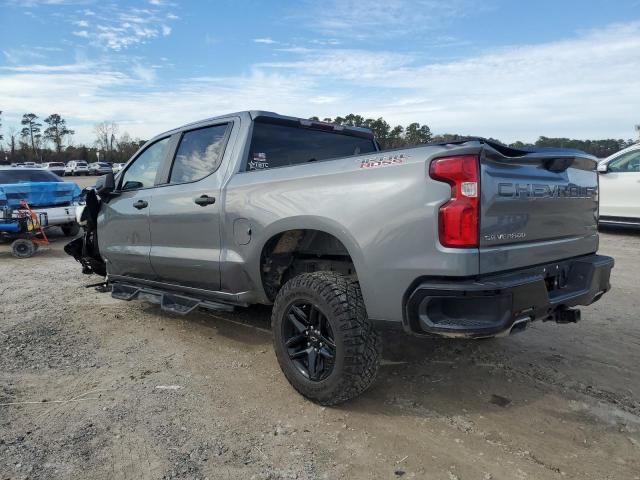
[1,224,639,480]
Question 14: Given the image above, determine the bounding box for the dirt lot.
[1,217,639,479]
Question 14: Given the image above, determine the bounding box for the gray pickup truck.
[66,111,614,405]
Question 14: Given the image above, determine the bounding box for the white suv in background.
[598,143,640,226]
[64,160,89,176]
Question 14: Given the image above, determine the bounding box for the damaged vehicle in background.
[66,111,614,405]
[0,167,82,238]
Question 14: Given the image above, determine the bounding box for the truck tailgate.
[479,148,599,274]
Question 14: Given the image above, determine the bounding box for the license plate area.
[543,264,571,293]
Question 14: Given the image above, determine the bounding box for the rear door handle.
[133,200,148,210]
[194,195,216,206]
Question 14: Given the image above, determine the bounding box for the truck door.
[98,137,172,279]
[148,121,234,291]
[599,149,640,219]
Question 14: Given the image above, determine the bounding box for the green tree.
[343,114,365,127]
[44,113,75,153]
[363,118,391,146]
[405,122,432,145]
[20,113,42,160]
[386,125,404,149]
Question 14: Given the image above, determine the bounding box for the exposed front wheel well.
[260,229,357,302]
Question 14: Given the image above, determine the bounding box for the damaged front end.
[64,189,106,276]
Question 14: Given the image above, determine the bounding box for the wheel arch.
[256,216,369,302]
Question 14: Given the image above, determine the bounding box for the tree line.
[0,110,637,165]
[312,114,638,158]
[0,112,145,165]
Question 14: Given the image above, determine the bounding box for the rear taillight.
[429,155,480,248]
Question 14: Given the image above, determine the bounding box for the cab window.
[120,137,170,190]
[246,121,377,171]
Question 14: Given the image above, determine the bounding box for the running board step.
[111,283,234,315]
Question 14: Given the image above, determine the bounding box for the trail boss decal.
[359,153,407,169]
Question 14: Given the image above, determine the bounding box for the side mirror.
[95,172,116,195]
[597,163,608,174]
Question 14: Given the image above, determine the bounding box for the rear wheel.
[271,272,381,405]
[11,239,36,258]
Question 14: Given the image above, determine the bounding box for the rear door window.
[246,121,377,171]
[169,124,229,183]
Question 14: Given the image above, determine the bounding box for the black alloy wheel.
[271,271,381,405]
[283,301,336,381]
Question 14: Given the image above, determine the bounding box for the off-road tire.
[11,239,36,258]
[61,223,81,237]
[271,272,381,405]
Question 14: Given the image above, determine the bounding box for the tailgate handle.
[194,194,216,206]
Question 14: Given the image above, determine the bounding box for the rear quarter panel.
[222,145,481,322]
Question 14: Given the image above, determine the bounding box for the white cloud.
[254,37,278,45]
[65,4,178,51]
[258,22,640,141]
[1,21,639,144]
[131,63,156,83]
[259,49,413,80]
[7,0,88,5]
[303,0,482,39]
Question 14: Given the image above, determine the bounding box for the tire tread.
[271,271,381,405]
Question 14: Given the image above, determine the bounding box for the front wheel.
[271,272,381,405]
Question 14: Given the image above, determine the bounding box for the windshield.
[48,162,64,167]
[0,169,63,184]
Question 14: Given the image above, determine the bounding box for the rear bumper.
[404,254,614,338]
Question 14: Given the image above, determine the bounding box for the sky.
[1,0,639,145]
